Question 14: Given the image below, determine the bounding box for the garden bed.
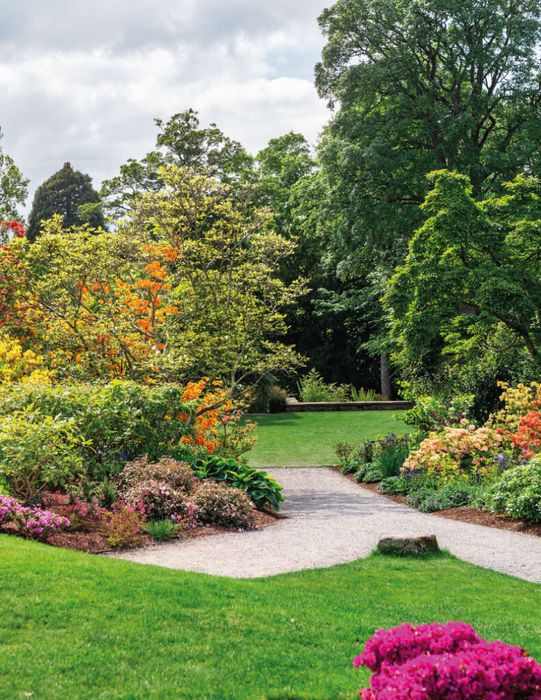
[357,481,541,537]
[0,509,280,554]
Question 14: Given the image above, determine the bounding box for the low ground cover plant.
[194,455,283,511]
[355,622,541,699]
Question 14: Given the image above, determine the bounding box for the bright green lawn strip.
[246,411,408,467]
[1,536,540,699]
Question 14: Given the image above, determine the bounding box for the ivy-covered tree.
[0,129,28,220]
[27,162,104,241]
[386,170,541,393]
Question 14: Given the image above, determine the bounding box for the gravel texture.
[111,468,541,582]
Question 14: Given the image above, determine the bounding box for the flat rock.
[377,534,440,556]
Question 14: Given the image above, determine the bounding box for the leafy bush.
[355,622,541,699]
[123,480,187,521]
[0,381,213,486]
[355,462,383,483]
[377,434,409,478]
[268,386,288,413]
[146,519,180,542]
[117,456,196,495]
[336,440,375,473]
[351,387,381,401]
[194,482,256,529]
[194,456,283,511]
[297,369,350,402]
[482,459,541,522]
[407,483,482,513]
[100,504,145,548]
[0,494,70,540]
[0,409,87,502]
[404,394,475,440]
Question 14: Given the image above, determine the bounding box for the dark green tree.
[27,163,104,241]
[312,0,541,396]
[0,129,28,220]
[385,170,541,405]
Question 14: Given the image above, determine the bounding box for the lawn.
[2,537,540,699]
[246,411,408,467]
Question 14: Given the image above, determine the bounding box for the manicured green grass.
[1,536,540,699]
[246,411,408,467]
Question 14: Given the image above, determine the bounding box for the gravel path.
[112,468,541,582]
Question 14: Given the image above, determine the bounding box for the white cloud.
[0,0,331,210]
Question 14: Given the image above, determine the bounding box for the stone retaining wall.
[285,398,413,412]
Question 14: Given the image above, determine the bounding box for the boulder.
[377,534,440,556]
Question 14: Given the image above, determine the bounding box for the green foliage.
[27,162,104,240]
[387,171,541,386]
[0,409,87,502]
[355,461,383,484]
[377,438,409,478]
[482,460,541,522]
[194,456,283,511]
[297,368,351,402]
[100,109,254,218]
[407,483,483,513]
[146,518,180,542]
[351,387,378,401]
[0,129,28,219]
[100,504,145,548]
[0,382,196,485]
[404,394,476,442]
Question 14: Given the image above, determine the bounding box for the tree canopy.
[386,170,541,384]
[27,162,104,241]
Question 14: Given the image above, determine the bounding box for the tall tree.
[386,170,541,381]
[101,109,253,218]
[27,163,104,241]
[313,0,541,395]
[0,129,28,220]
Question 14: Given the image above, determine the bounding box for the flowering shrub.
[100,503,145,548]
[402,423,503,485]
[489,381,541,434]
[42,492,105,531]
[482,458,541,522]
[0,381,234,484]
[194,481,256,529]
[0,333,53,385]
[123,479,186,521]
[355,622,541,699]
[0,494,70,539]
[512,411,541,458]
[117,456,196,495]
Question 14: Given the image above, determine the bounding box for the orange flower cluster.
[180,379,232,454]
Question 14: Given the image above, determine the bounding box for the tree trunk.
[380,353,392,400]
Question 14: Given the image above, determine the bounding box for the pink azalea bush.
[355,623,541,699]
[0,494,70,539]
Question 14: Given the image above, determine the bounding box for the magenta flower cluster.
[0,494,70,540]
[355,622,541,699]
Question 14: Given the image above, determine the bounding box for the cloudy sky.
[0,0,332,206]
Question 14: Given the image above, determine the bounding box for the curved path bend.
[112,468,541,582]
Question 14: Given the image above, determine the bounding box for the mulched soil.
[1,508,280,555]
[343,472,541,538]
